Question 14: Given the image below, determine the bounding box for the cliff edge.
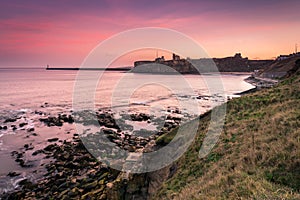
[154,66,300,199]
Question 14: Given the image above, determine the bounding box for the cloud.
[0,0,299,66]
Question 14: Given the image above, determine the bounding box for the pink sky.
[0,0,300,67]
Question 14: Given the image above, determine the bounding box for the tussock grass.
[154,72,300,199]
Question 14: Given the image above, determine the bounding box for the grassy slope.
[154,72,300,199]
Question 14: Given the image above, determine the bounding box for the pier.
[46,66,132,71]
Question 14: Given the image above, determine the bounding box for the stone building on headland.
[133,53,273,74]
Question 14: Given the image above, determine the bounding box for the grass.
[153,71,300,199]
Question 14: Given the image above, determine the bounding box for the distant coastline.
[46,66,132,71]
[133,53,273,74]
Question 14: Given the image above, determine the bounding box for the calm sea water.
[0,68,254,193]
[0,68,253,114]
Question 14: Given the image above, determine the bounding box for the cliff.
[258,53,300,78]
[213,53,272,72]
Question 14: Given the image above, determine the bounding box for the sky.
[0,0,300,67]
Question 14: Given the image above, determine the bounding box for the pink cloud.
[0,0,300,66]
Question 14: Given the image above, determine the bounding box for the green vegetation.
[154,71,300,199]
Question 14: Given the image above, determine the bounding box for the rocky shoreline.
[244,75,278,89]
[0,75,259,199]
[0,107,187,199]
[233,75,278,96]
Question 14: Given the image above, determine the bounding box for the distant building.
[172,53,180,61]
[155,56,165,62]
[276,55,290,61]
[234,53,242,58]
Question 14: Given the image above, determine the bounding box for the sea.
[0,68,254,193]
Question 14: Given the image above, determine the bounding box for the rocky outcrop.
[106,164,176,200]
[213,53,272,72]
[133,53,273,73]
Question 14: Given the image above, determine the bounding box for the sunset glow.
[0,0,300,67]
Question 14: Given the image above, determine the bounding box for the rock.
[7,171,21,177]
[98,172,109,180]
[17,159,33,168]
[11,151,23,158]
[3,125,7,130]
[4,118,17,123]
[128,146,136,152]
[2,132,124,199]
[68,187,80,197]
[67,115,74,123]
[71,178,77,184]
[24,143,34,151]
[99,193,107,200]
[15,158,24,164]
[27,127,35,132]
[40,116,63,126]
[44,144,58,152]
[58,189,70,199]
[103,129,118,140]
[81,192,92,200]
[34,110,40,114]
[90,186,105,196]
[58,182,69,191]
[11,125,17,131]
[98,178,106,185]
[19,122,28,127]
[129,113,151,121]
[18,179,34,188]
[32,149,44,156]
[47,138,59,142]
[83,180,98,192]
[106,182,113,188]
[60,152,71,161]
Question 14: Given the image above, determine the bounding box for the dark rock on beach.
[19,122,28,127]
[31,133,38,136]
[32,149,44,156]
[11,125,17,131]
[7,171,21,177]
[3,139,120,199]
[39,114,74,126]
[27,127,35,132]
[11,151,24,159]
[24,143,34,151]
[130,113,151,121]
[39,116,63,126]
[1,109,186,199]
[4,118,17,123]
[47,137,59,142]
